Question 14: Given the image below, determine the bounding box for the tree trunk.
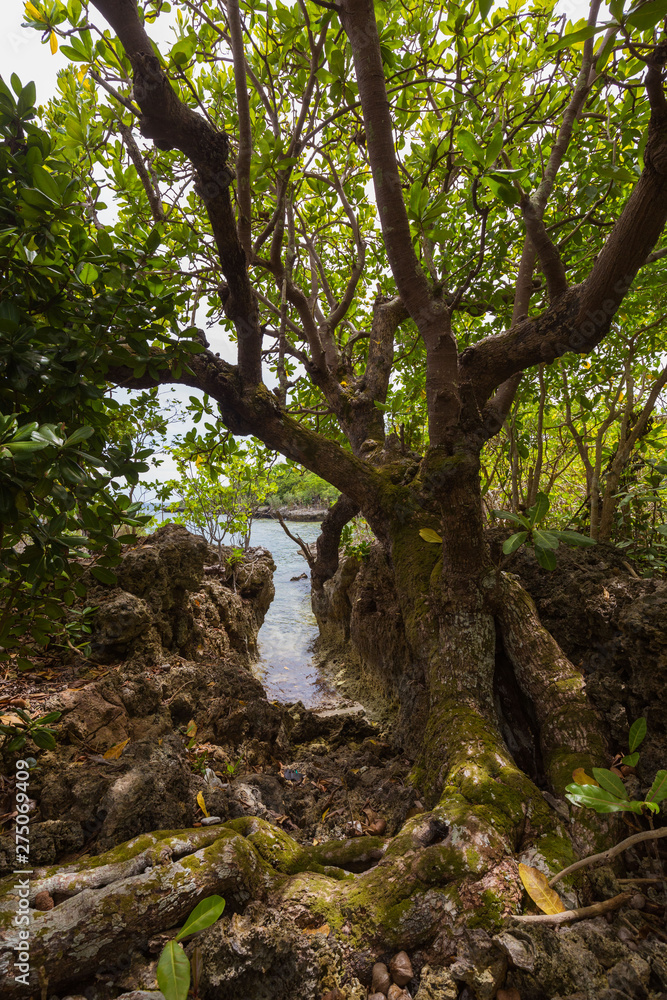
[0,453,614,999]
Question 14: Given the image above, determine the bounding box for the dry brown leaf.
[303,923,329,935]
[572,767,598,785]
[103,738,130,760]
[518,863,566,915]
[186,719,197,738]
[0,713,24,726]
[196,791,209,818]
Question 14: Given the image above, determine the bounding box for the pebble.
[201,816,222,826]
[390,950,414,986]
[372,961,392,994]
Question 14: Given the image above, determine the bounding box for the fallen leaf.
[196,791,209,818]
[518,863,566,915]
[572,768,598,786]
[186,719,197,738]
[303,923,329,935]
[103,738,130,760]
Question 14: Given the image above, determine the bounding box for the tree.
[156,436,272,560]
[0,76,165,663]
[13,0,667,959]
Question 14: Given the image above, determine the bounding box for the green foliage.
[156,437,272,558]
[0,76,190,664]
[267,464,339,508]
[14,0,667,583]
[493,493,596,570]
[0,707,62,752]
[565,718,665,815]
[156,895,226,1000]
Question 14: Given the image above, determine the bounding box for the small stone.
[390,950,413,986]
[368,995,387,1000]
[201,815,222,825]
[388,986,409,1000]
[630,892,646,909]
[372,962,392,995]
[414,965,457,1000]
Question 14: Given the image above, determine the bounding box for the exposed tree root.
[511,890,633,926]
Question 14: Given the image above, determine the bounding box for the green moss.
[467,889,504,930]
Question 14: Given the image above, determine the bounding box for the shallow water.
[248,519,338,708]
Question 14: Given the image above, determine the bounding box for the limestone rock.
[414,966,458,1000]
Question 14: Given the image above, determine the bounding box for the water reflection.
[248,519,338,708]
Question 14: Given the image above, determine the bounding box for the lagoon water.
[248,519,336,707]
[148,509,335,707]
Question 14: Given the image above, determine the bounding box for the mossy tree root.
[0,792,567,999]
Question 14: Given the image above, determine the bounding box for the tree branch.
[226,0,253,256]
[90,0,263,384]
[116,121,164,222]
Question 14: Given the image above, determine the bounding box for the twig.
[511,891,632,925]
[618,877,664,884]
[550,826,667,886]
[272,512,315,568]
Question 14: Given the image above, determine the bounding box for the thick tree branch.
[520,197,568,301]
[482,4,604,431]
[90,0,263,384]
[226,0,253,256]
[339,0,459,444]
[463,100,667,404]
[105,349,387,517]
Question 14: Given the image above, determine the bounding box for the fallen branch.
[511,891,632,926]
[549,826,667,886]
[272,511,315,567]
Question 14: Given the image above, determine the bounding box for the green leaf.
[479,0,493,19]
[484,175,519,205]
[621,752,640,767]
[550,530,597,547]
[458,129,484,165]
[626,0,667,30]
[64,426,95,447]
[36,711,61,724]
[502,530,528,555]
[646,769,667,804]
[90,566,117,585]
[32,729,56,750]
[31,165,62,204]
[170,36,196,66]
[534,545,557,571]
[565,782,639,813]
[547,25,604,53]
[175,895,226,941]
[145,228,162,254]
[628,717,647,752]
[78,262,99,284]
[157,941,191,1000]
[528,492,550,526]
[17,81,36,117]
[533,529,559,551]
[592,767,629,800]
[419,528,443,544]
[491,509,530,528]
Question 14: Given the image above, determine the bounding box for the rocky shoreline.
[0,525,665,1000]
